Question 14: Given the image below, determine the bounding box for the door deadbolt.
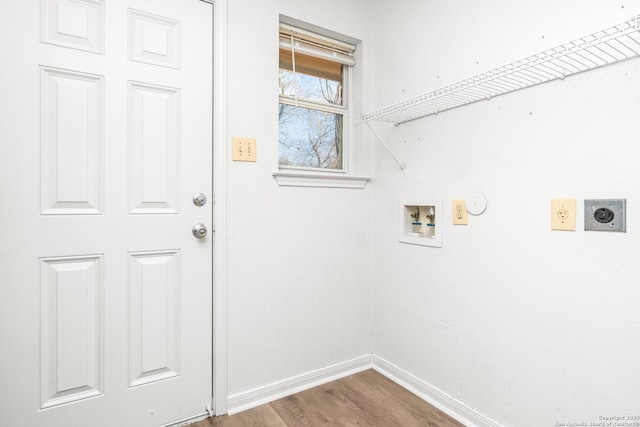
[192,223,208,238]
[192,193,207,207]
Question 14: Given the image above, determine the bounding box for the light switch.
[452,200,468,225]
[232,137,257,162]
[551,198,576,231]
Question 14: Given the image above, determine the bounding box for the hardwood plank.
[340,370,465,427]
[347,371,464,427]
[202,404,286,427]
[316,377,401,425]
[270,393,333,425]
[189,370,465,427]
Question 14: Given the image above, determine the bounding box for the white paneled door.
[0,0,214,425]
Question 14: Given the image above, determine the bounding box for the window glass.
[279,50,343,105]
[279,104,343,169]
[278,26,352,172]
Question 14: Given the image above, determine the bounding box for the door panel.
[128,8,180,68]
[0,0,213,425]
[129,81,180,214]
[40,255,104,410]
[40,0,105,54]
[40,66,104,215]
[128,250,180,388]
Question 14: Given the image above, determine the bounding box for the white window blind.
[279,23,356,67]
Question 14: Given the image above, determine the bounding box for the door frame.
[207,0,228,416]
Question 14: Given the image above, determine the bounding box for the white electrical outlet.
[551,198,576,231]
[452,200,468,225]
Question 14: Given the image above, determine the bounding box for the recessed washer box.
[584,199,626,232]
[399,200,442,247]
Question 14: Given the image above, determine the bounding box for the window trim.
[272,170,370,189]
[279,96,346,117]
[278,25,348,172]
[276,21,369,189]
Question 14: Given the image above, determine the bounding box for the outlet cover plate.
[584,199,626,232]
[452,200,468,225]
[551,198,576,231]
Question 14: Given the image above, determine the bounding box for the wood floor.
[192,369,465,427]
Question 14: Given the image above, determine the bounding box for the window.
[278,24,356,172]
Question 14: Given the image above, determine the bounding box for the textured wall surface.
[225,0,374,397]
[225,1,640,424]
[369,1,640,425]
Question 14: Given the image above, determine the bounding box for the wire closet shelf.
[358,15,640,126]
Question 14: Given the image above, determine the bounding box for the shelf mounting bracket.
[364,121,406,170]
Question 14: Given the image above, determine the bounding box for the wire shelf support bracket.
[364,122,406,170]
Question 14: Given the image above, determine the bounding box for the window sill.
[273,171,370,189]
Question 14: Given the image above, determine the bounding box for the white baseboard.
[226,354,373,415]
[371,355,506,427]
[226,353,504,427]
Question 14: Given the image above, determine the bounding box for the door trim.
[208,0,228,416]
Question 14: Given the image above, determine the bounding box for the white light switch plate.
[232,137,256,162]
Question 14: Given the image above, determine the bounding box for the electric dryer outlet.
[584,199,626,232]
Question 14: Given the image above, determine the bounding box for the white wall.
[370,1,640,426]
[225,0,374,398]
[225,1,640,424]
